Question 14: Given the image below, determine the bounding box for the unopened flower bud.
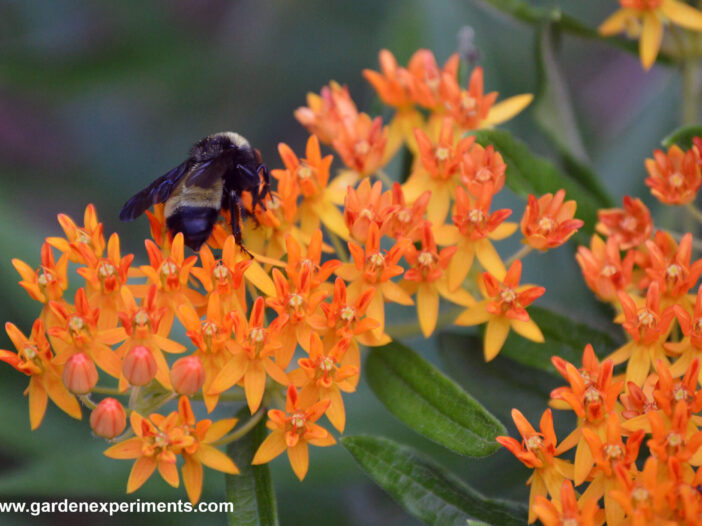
[122,345,157,386]
[63,353,98,394]
[90,398,126,438]
[170,356,205,395]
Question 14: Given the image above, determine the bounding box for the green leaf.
[472,129,605,233]
[342,435,526,526]
[365,341,505,457]
[226,410,279,526]
[533,23,613,207]
[472,0,673,64]
[662,125,702,149]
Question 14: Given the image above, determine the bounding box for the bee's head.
[190,132,250,162]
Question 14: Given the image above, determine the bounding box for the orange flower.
[403,117,475,224]
[497,409,573,523]
[266,265,328,367]
[405,50,460,109]
[344,178,395,242]
[49,288,125,379]
[116,286,185,392]
[0,319,81,429]
[288,333,358,432]
[272,135,349,239]
[402,223,473,336]
[332,112,388,177]
[383,182,430,242]
[190,241,251,314]
[460,143,506,197]
[284,230,340,292]
[252,385,335,481]
[648,401,702,467]
[596,196,653,250]
[668,288,702,379]
[642,233,702,302]
[77,233,133,330]
[599,0,702,69]
[610,282,675,385]
[576,235,635,303]
[12,242,69,327]
[651,358,702,418]
[294,81,358,144]
[209,297,289,413]
[177,293,238,412]
[46,203,105,264]
[439,66,532,130]
[644,145,702,204]
[609,458,675,525]
[139,233,204,335]
[454,260,545,361]
[104,396,238,504]
[436,184,514,290]
[362,49,416,109]
[550,347,624,484]
[532,480,602,526]
[335,222,413,339]
[145,203,170,250]
[581,412,645,525]
[520,190,584,251]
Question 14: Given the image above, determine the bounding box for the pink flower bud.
[90,398,126,439]
[122,345,157,386]
[62,353,98,394]
[170,356,205,395]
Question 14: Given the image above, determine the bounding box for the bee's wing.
[185,151,236,189]
[119,160,191,221]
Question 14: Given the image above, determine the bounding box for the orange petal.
[252,431,287,464]
[194,444,239,474]
[104,437,144,459]
[287,441,309,481]
[510,318,544,343]
[127,456,157,493]
[158,459,180,488]
[640,11,663,70]
[417,283,439,338]
[482,94,533,127]
[244,362,267,413]
[183,455,204,505]
[28,379,48,431]
[484,316,510,361]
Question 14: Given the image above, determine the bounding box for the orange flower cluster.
[2,47,585,504]
[502,139,702,524]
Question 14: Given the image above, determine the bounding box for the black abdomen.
[166,206,219,251]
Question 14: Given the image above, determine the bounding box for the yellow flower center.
[670,172,684,188]
[584,386,601,403]
[98,262,115,277]
[202,321,217,337]
[601,264,618,277]
[213,264,230,280]
[620,216,637,231]
[69,316,85,332]
[298,165,313,180]
[38,272,54,285]
[695,318,702,333]
[537,216,556,234]
[637,309,655,327]
[161,261,178,276]
[397,210,411,224]
[418,251,434,267]
[355,140,370,156]
[76,230,91,244]
[320,357,334,373]
[461,93,477,113]
[673,385,688,401]
[360,209,373,220]
[250,327,265,343]
[135,310,149,326]
[562,519,578,526]
[632,487,649,502]
[525,435,543,450]
[24,345,38,360]
[604,444,623,458]
[666,263,683,279]
[369,252,385,267]
[435,147,450,162]
[499,288,517,304]
[475,167,492,183]
[290,413,306,430]
[668,432,682,447]
[468,209,485,224]
[340,306,355,322]
[288,294,304,309]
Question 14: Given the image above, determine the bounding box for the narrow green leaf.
[533,24,613,207]
[662,125,702,149]
[472,129,604,233]
[365,341,505,457]
[227,410,279,526]
[472,0,673,64]
[342,435,526,526]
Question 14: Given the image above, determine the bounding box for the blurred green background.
[0,0,686,524]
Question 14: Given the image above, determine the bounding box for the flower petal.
[640,11,663,70]
[127,456,157,493]
[287,441,309,481]
[510,318,544,343]
[194,444,239,474]
[182,455,203,505]
[482,94,533,127]
[484,317,510,361]
[252,431,287,465]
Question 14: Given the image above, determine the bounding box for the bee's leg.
[228,189,253,259]
[255,163,271,200]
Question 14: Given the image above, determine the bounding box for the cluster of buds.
[2,47,585,504]
[502,139,702,524]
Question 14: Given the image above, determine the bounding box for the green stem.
[91,385,124,396]
[686,203,702,223]
[212,409,265,446]
[79,394,97,411]
[375,169,394,188]
[505,244,533,266]
[671,26,700,125]
[191,388,247,402]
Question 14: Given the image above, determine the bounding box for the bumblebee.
[119,132,270,252]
